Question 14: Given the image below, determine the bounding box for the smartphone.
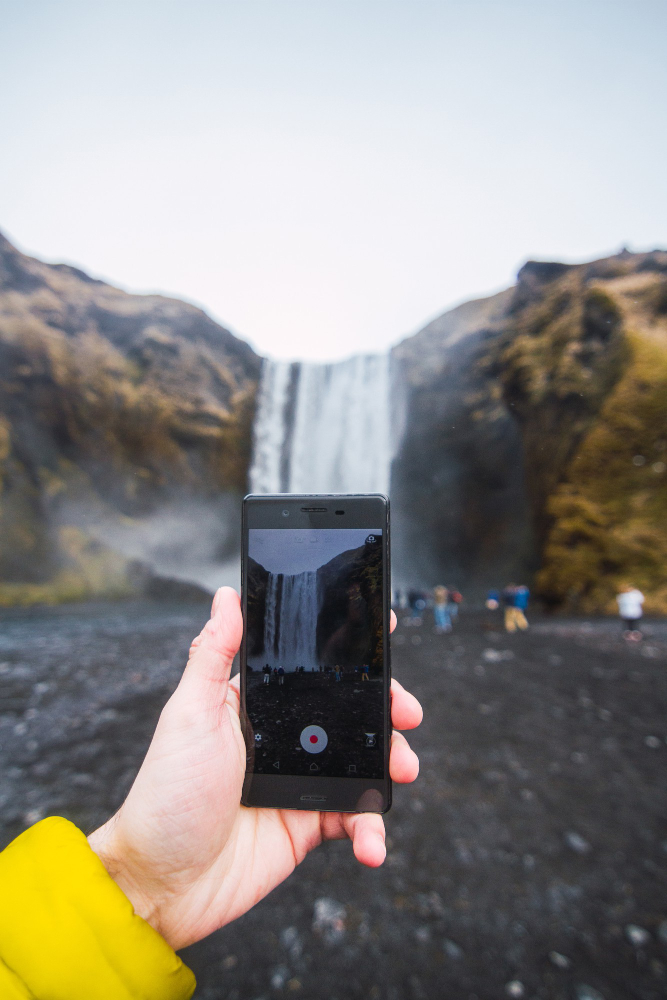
[240,493,391,813]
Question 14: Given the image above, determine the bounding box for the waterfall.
[249,353,391,495]
[264,570,319,669]
[263,572,280,659]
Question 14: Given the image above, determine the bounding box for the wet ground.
[0,601,666,1000]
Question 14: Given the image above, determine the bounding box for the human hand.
[88,587,422,951]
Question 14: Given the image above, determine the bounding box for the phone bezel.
[240,493,391,813]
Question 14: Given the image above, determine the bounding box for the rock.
[443,939,463,959]
[71,773,94,787]
[312,898,346,945]
[414,926,431,944]
[548,950,571,969]
[482,648,514,662]
[565,831,591,854]
[644,736,662,749]
[504,980,524,998]
[575,985,606,1000]
[625,924,650,946]
[270,966,289,990]
[23,808,44,825]
[280,926,302,960]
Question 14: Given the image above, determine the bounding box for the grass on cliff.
[0,527,139,607]
[537,330,667,614]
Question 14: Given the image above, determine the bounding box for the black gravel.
[1,601,666,1000]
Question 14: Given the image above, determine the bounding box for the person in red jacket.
[0,587,422,999]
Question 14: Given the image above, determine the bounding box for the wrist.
[88,818,169,943]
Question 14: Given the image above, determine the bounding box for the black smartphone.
[240,493,391,813]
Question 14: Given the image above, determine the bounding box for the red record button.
[300,725,328,754]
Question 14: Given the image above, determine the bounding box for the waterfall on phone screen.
[263,570,320,669]
[263,572,280,658]
[249,353,391,495]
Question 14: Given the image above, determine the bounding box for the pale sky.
[250,529,378,576]
[1,1,665,361]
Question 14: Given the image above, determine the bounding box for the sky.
[1,1,665,361]
[250,528,377,576]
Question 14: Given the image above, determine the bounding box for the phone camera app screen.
[245,528,385,778]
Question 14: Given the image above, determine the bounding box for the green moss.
[537,331,667,613]
[0,526,141,607]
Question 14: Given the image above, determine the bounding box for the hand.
[88,587,422,951]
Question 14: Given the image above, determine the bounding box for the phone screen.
[245,527,385,779]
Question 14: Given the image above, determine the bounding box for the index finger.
[390,677,423,730]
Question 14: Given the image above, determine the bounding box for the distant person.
[408,589,426,624]
[616,584,645,640]
[514,585,530,628]
[334,665,342,682]
[447,586,462,622]
[361,663,370,681]
[263,664,271,685]
[432,585,452,633]
[277,665,285,685]
[503,584,529,633]
[486,589,500,610]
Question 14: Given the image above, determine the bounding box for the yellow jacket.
[0,817,196,999]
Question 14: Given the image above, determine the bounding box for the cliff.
[2,228,666,614]
[390,288,536,592]
[496,252,667,613]
[0,231,261,604]
[391,250,667,613]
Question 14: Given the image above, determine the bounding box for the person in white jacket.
[616,584,645,640]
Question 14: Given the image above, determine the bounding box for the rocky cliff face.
[390,289,536,593]
[2,231,666,613]
[392,250,667,612]
[495,251,667,613]
[0,231,260,603]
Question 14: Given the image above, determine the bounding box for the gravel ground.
[0,601,666,1000]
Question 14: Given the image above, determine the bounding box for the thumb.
[178,587,243,716]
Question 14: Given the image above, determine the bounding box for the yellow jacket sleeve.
[0,817,196,1000]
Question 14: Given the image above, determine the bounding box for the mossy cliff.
[391,249,667,614]
[492,252,667,613]
[0,231,260,603]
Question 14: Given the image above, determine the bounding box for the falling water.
[263,570,319,669]
[250,353,392,495]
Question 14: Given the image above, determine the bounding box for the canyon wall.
[1,230,665,611]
